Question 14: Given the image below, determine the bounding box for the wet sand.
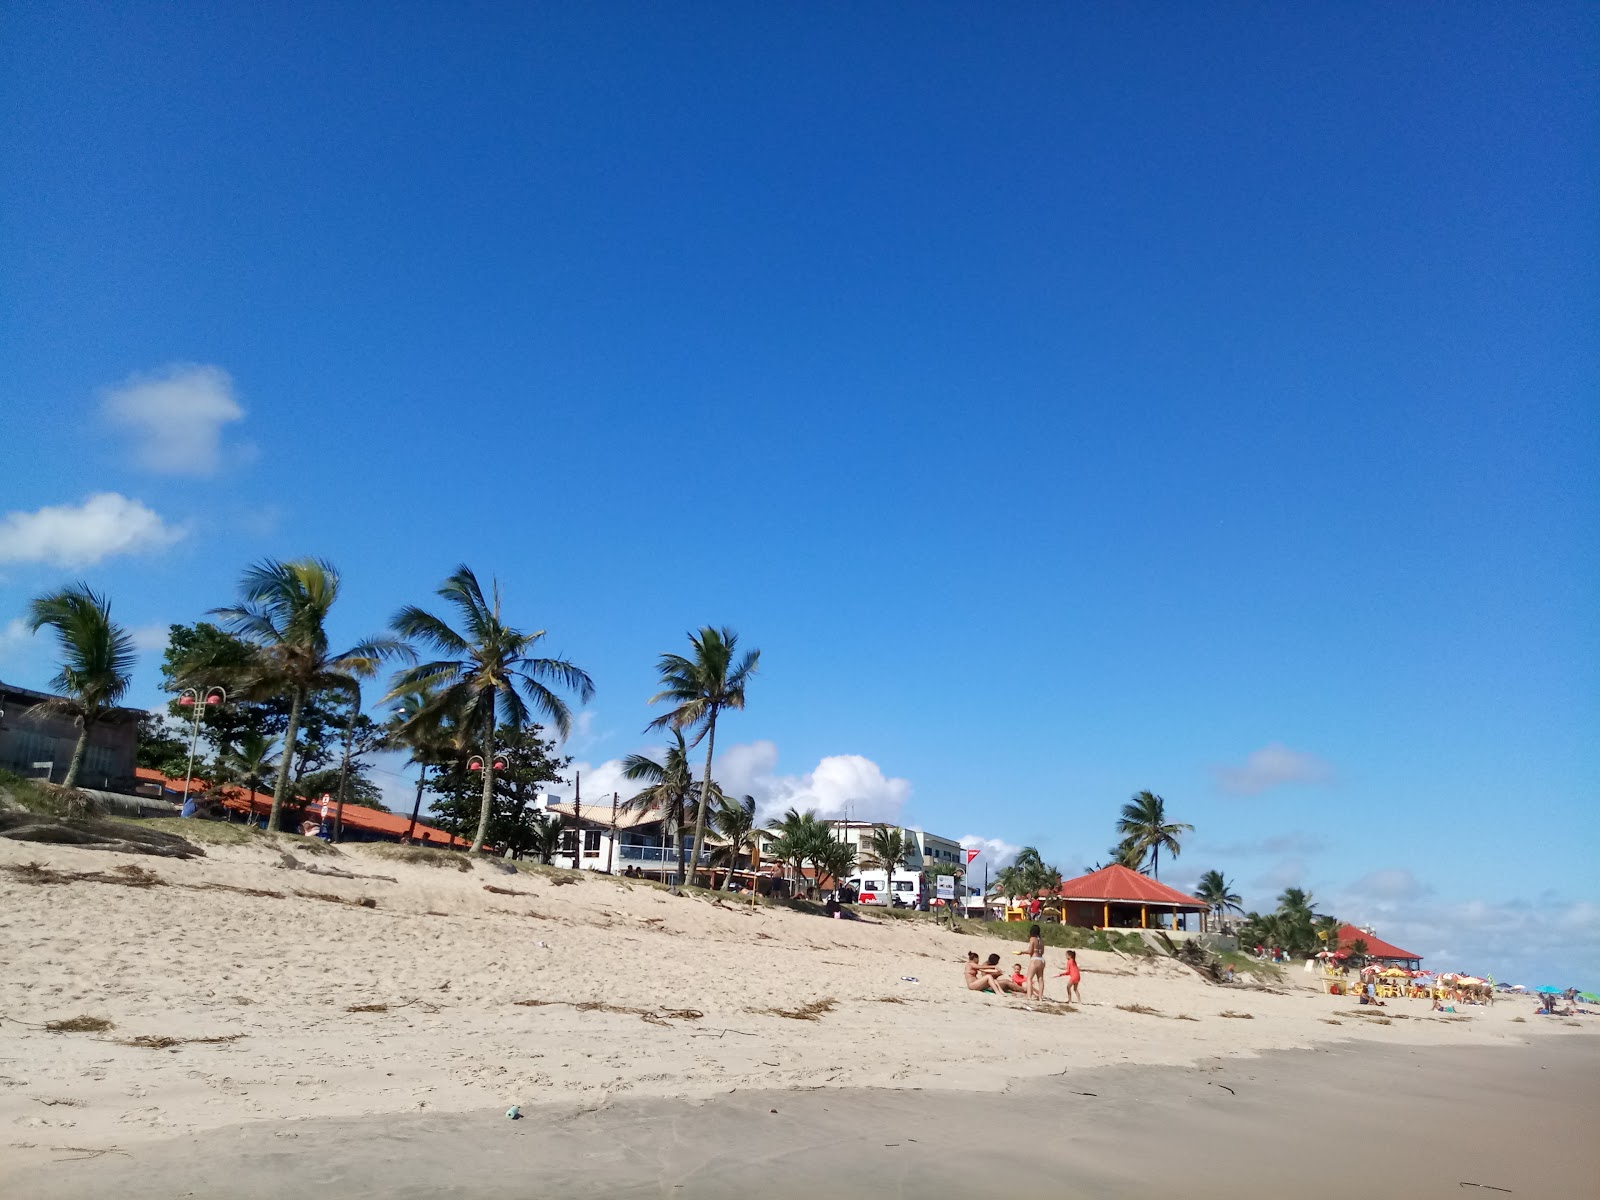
[7,1035,1594,1198]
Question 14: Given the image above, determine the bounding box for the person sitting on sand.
[965,952,998,993]
[1024,924,1046,999]
[1011,963,1028,990]
[982,953,1026,994]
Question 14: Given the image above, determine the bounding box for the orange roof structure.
[1055,864,1207,909]
[134,767,467,847]
[1334,923,1421,963]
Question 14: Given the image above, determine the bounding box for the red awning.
[1055,864,1207,908]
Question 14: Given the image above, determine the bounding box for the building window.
[559,829,578,855]
[583,829,602,855]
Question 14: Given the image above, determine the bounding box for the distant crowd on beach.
[962,925,1082,1002]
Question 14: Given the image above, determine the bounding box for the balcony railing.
[616,844,711,864]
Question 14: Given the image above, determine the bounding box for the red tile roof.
[133,767,467,846]
[1335,923,1421,962]
[1055,864,1207,908]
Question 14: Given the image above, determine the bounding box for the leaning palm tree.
[620,730,701,883]
[211,558,402,832]
[389,566,593,853]
[646,626,759,888]
[861,826,909,875]
[1115,791,1193,880]
[25,583,137,788]
[1194,870,1243,925]
[708,793,759,887]
[220,730,280,799]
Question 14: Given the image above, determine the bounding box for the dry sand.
[2,831,1594,1194]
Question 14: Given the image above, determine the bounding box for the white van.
[850,872,924,907]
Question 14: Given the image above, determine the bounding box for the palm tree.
[386,684,467,843]
[1194,870,1242,925]
[25,584,136,788]
[220,730,280,799]
[1097,838,1149,872]
[389,566,593,853]
[1115,791,1193,880]
[526,811,564,864]
[708,793,759,887]
[861,826,909,876]
[620,731,701,883]
[646,626,759,888]
[767,807,825,894]
[212,559,401,832]
[814,838,857,895]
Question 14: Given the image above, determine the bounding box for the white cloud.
[1250,858,1307,893]
[1213,743,1335,796]
[553,739,915,826]
[100,362,245,476]
[129,624,170,653]
[0,617,35,663]
[0,493,186,567]
[1329,878,1600,987]
[1207,831,1329,858]
[958,835,1021,880]
[713,739,911,822]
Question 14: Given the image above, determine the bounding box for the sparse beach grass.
[360,843,471,870]
[117,817,341,856]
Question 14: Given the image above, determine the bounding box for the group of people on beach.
[963,925,1081,1002]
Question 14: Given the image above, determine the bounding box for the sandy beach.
[3,832,1594,1196]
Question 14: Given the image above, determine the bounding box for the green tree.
[219,730,280,798]
[620,730,702,883]
[212,559,400,832]
[25,583,137,788]
[525,810,564,864]
[645,626,759,888]
[1115,791,1193,880]
[1194,870,1243,924]
[861,826,909,875]
[386,685,467,842]
[136,711,191,778]
[709,793,759,886]
[814,837,857,894]
[391,566,592,853]
[1095,838,1149,872]
[423,721,569,851]
[994,846,1061,898]
[766,807,827,895]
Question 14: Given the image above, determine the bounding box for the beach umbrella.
[1534,985,1561,994]
[1579,993,1599,1004]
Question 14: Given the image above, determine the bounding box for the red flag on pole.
[965,847,981,865]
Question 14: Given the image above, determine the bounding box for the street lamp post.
[466,754,507,851]
[176,686,227,815]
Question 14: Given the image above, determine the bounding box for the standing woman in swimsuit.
[1025,924,1047,999]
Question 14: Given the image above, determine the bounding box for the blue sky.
[2,5,1595,985]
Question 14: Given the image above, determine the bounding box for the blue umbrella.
[1534,985,1562,993]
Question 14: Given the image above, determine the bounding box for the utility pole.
[571,770,582,870]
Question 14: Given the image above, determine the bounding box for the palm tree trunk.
[405,764,426,843]
[688,713,717,887]
[674,805,687,885]
[470,705,495,853]
[1151,845,1159,880]
[62,724,91,789]
[268,687,306,833]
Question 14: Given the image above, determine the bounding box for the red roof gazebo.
[1055,864,1211,932]
[1334,924,1422,969]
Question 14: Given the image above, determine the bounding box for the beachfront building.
[1054,864,1211,933]
[1333,923,1423,971]
[539,797,714,879]
[0,677,142,793]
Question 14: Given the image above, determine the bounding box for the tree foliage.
[390,565,592,852]
[994,846,1061,898]
[645,626,758,887]
[1115,791,1192,880]
[26,583,137,788]
[424,721,570,854]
